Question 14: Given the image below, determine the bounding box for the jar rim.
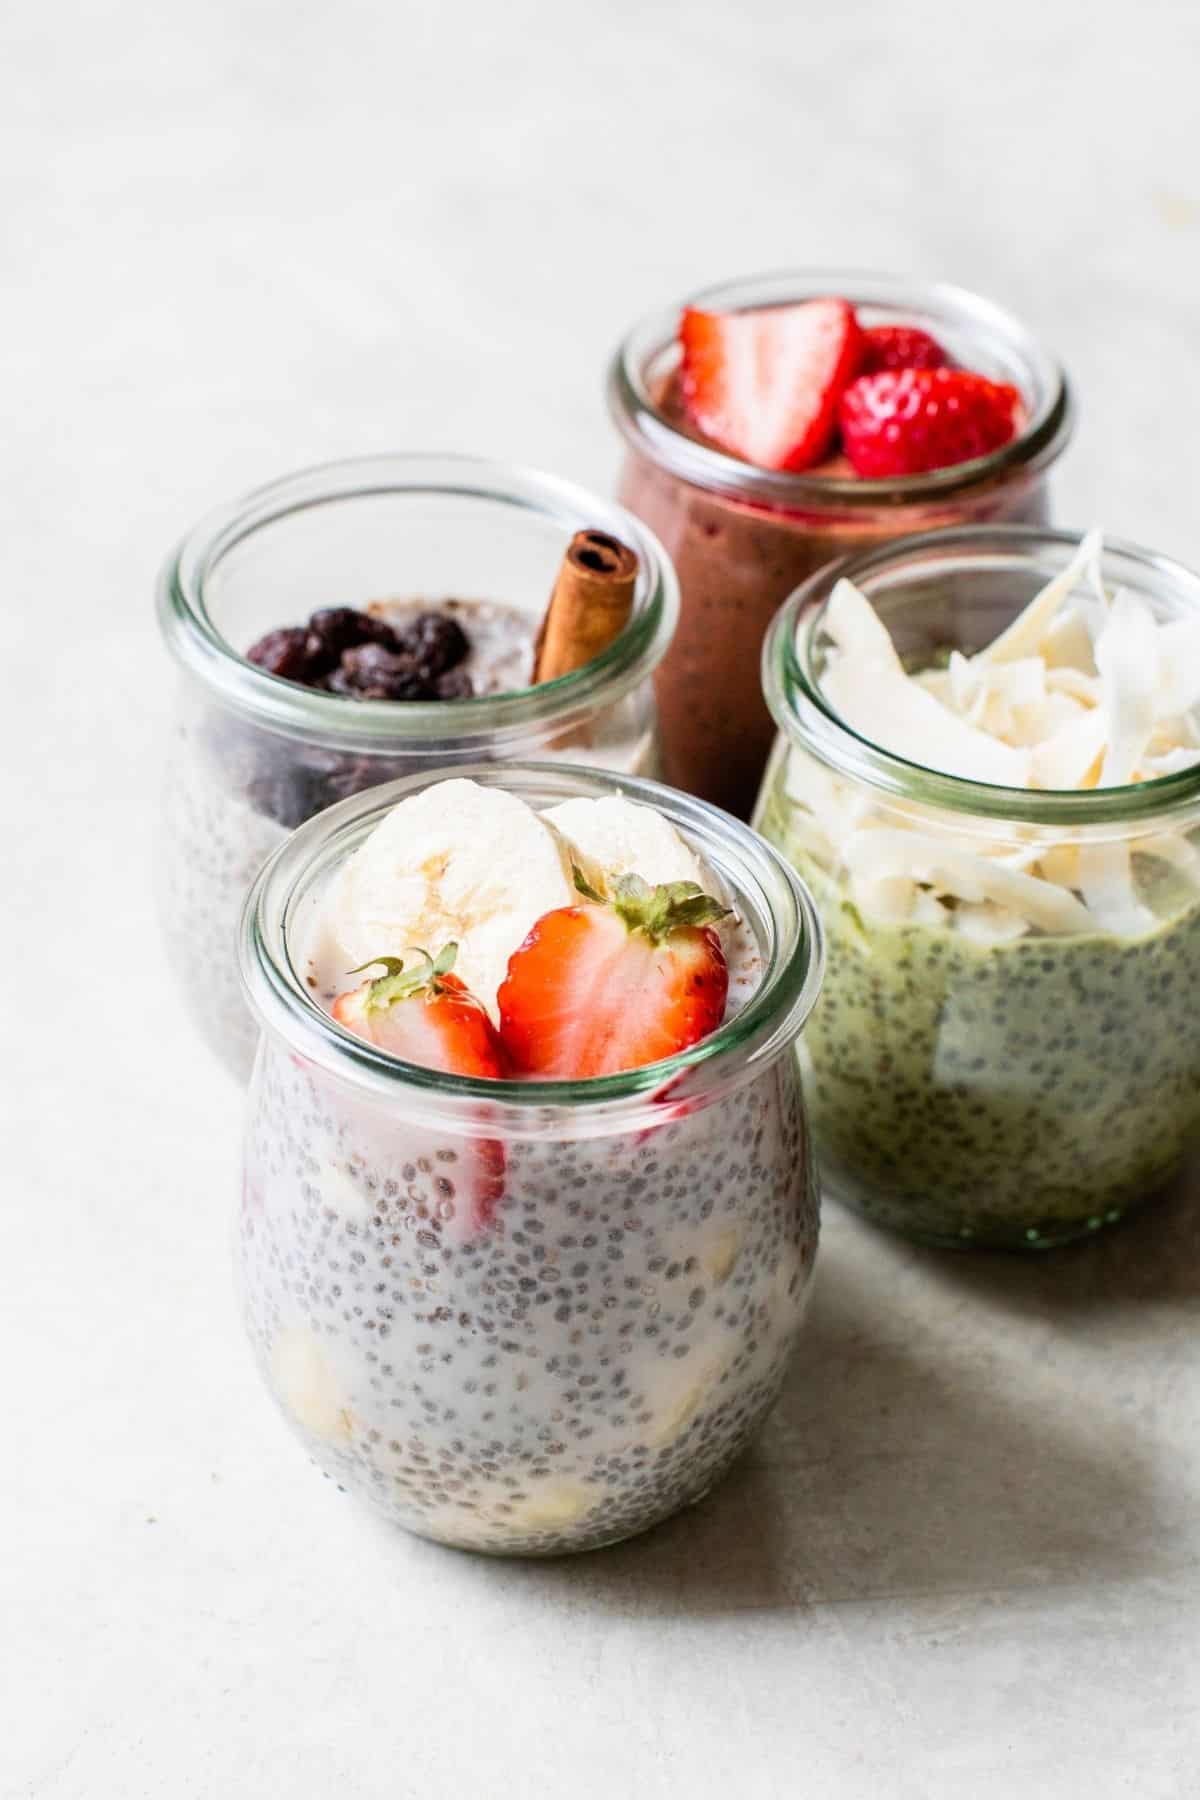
[763,522,1200,830]
[239,761,825,1126]
[607,269,1072,508]
[157,453,679,749]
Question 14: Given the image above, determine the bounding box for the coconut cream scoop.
[789,530,1200,941]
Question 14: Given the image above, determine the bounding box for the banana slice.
[328,779,576,1017]
[543,794,707,890]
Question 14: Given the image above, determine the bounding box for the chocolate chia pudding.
[236,765,824,1554]
[609,273,1072,818]
[156,457,678,1081]
[756,525,1200,1249]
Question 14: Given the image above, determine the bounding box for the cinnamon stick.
[533,530,638,683]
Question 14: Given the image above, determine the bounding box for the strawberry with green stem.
[498,870,731,1079]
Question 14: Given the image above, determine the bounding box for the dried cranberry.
[398,611,469,678]
[246,626,316,683]
[434,667,474,700]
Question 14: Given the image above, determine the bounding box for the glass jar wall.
[238,763,824,1554]
[756,526,1200,1250]
[157,456,678,1079]
[610,273,1072,818]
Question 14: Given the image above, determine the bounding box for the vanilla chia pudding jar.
[156,456,678,1081]
[756,526,1200,1250]
[236,764,823,1555]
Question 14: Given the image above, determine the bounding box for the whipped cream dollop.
[308,779,741,1019]
[788,531,1200,941]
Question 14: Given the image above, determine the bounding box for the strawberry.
[333,945,508,1232]
[497,870,730,1079]
[679,298,865,472]
[859,324,949,374]
[333,944,508,1076]
[838,367,1021,479]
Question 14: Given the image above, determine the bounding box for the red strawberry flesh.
[498,873,730,1079]
[838,367,1021,479]
[332,949,508,1079]
[679,298,865,473]
[859,323,950,374]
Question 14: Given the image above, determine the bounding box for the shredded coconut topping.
[788,533,1200,940]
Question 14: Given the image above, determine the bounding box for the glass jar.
[237,762,824,1555]
[756,525,1200,1251]
[156,455,679,1081]
[609,271,1073,819]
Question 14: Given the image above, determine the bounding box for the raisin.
[245,626,316,682]
[434,667,474,700]
[328,643,430,700]
[398,612,469,678]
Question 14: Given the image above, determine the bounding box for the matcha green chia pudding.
[756,525,1200,1249]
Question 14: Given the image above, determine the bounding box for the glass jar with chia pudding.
[609,272,1073,818]
[156,455,678,1081]
[237,763,823,1555]
[756,525,1200,1251]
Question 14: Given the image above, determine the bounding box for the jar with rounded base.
[237,763,824,1556]
[756,525,1200,1251]
[156,456,678,1080]
[609,272,1072,818]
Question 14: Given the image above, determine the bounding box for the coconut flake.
[976,528,1105,666]
[849,872,916,924]
[1041,603,1098,673]
[783,747,875,843]
[824,656,1031,787]
[823,578,904,669]
[1131,831,1200,877]
[1142,746,1200,778]
[1030,707,1107,790]
[1045,666,1102,706]
[1076,842,1157,937]
[953,902,1031,944]
[1094,590,1161,787]
[841,829,1096,934]
[805,532,1200,938]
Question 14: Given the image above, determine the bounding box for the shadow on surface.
[917,1156,1200,1315]
[464,1218,1182,1619]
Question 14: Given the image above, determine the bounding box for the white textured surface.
[4,3,1200,1795]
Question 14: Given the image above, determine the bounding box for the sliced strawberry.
[679,298,865,472]
[333,945,508,1233]
[838,367,1021,479]
[859,324,949,374]
[497,870,730,1079]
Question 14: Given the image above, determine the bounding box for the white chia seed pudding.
[156,456,678,1081]
[236,765,823,1555]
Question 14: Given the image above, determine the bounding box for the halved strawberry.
[333,944,508,1077]
[333,945,508,1232]
[838,367,1021,479]
[679,298,865,472]
[859,323,949,374]
[497,870,730,1079]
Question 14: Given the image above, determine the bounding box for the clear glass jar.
[609,271,1073,819]
[237,762,824,1555]
[156,456,679,1081]
[756,525,1200,1251]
